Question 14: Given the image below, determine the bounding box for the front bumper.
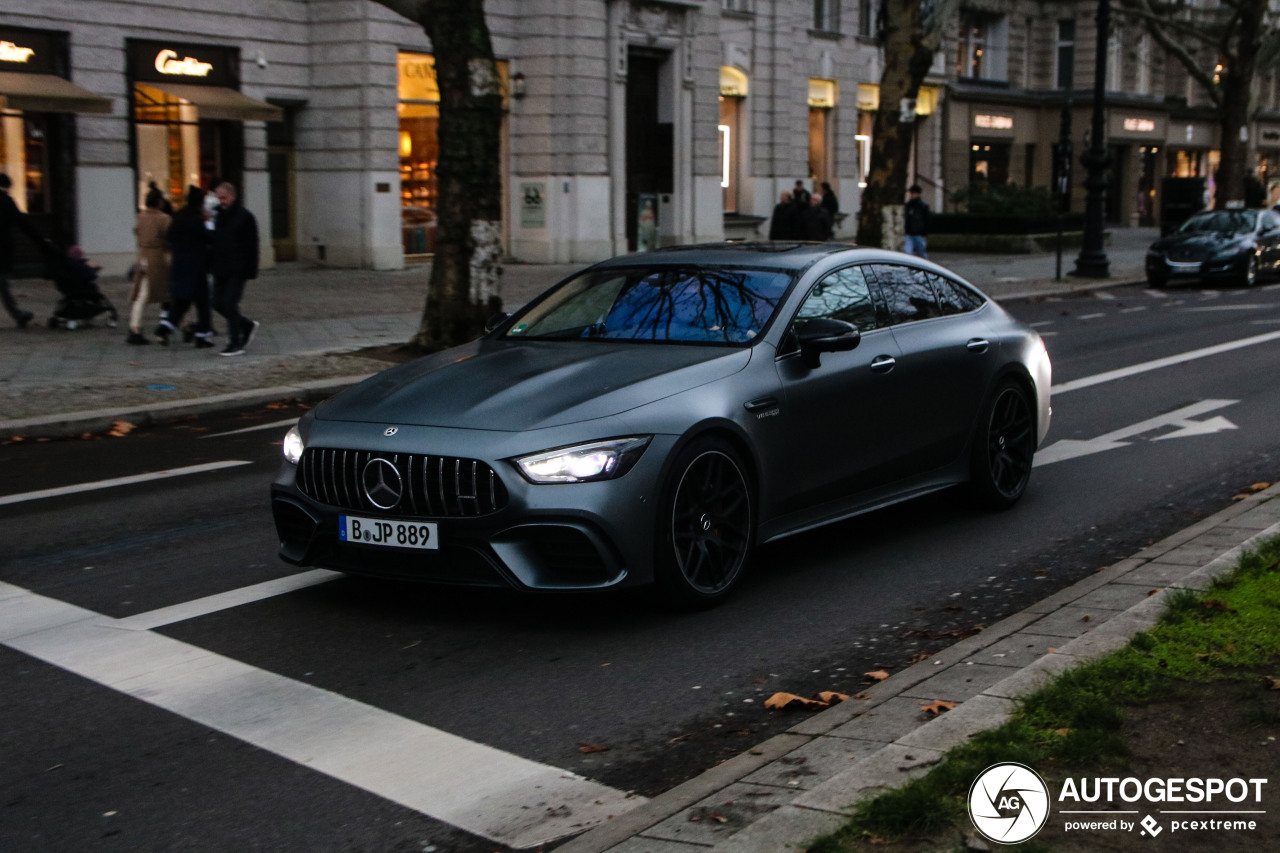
[270,433,677,592]
[1147,252,1249,283]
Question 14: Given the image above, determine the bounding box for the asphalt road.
[4,280,1280,852]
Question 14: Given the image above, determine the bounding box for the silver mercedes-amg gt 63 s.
[272,243,1051,608]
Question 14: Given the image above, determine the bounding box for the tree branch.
[1119,0,1222,106]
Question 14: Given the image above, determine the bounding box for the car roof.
[590,241,864,272]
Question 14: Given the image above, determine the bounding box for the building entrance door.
[625,48,673,252]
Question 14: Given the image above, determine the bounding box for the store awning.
[145,81,283,122]
[0,71,113,114]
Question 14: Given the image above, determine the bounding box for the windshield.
[505,267,794,345]
[1178,211,1258,235]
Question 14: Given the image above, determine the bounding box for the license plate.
[1168,261,1200,273]
[340,515,438,550]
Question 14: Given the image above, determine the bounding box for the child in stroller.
[46,244,118,330]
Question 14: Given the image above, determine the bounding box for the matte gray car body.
[271,242,1051,606]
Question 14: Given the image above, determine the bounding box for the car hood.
[315,339,752,431]
[1153,232,1250,258]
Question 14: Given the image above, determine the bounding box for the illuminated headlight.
[515,436,651,484]
[283,424,305,465]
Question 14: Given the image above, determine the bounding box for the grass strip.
[809,534,1280,851]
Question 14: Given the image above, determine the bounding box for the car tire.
[654,437,755,609]
[968,380,1036,510]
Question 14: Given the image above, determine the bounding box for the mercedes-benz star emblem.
[384,427,399,437]
[362,458,403,509]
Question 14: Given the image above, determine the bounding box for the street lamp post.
[1073,0,1111,278]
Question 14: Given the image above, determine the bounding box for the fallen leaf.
[7,435,24,443]
[920,699,957,716]
[863,670,890,681]
[1053,728,1073,736]
[708,813,729,824]
[1250,482,1272,491]
[814,691,850,705]
[1081,614,1092,622]
[853,692,871,700]
[764,692,828,711]
[107,420,136,437]
[909,652,931,665]
[1232,494,1250,501]
[1265,677,1280,691]
[577,743,610,754]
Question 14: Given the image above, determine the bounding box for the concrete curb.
[555,484,1280,853]
[0,375,373,439]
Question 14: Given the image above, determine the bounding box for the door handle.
[744,396,779,412]
[870,355,896,373]
[966,338,990,353]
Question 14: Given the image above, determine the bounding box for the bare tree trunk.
[1215,2,1265,208]
[375,0,504,351]
[856,0,952,248]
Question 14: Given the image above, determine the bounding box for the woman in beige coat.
[127,189,172,345]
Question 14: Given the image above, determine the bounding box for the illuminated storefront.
[127,40,280,209]
[0,25,110,270]
[398,52,440,258]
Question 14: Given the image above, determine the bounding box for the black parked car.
[272,243,1052,608]
[1145,208,1280,288]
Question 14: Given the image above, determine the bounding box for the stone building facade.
[3,0,946,275]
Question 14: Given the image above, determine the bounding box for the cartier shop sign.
[129,39,235,88]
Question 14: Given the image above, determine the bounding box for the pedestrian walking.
[904,184,930,258]
[792,180,811,208]
[768,191,800,240]
[126,188,171,345]
[210,181,260,356]
[0,173,47,328]
[156,185,214,348]
[820,182,839,219]
[802,193,833,241]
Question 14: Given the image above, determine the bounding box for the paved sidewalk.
[0,229,1156,437]
[554,483,1280,853]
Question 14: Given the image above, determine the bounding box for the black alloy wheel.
[970,381,1036,509]
[656,438,754,609]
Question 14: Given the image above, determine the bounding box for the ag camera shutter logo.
[969,763,1051,844]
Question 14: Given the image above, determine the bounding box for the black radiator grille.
[297,448,508,517]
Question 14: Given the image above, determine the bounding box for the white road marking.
[202,417,300,439]
[0,582,643,848]
[1030,321,1055,328]
[0,461,253,507]
[1093,291,1116,300]
[1077,313,1107,320]
[1052,329,1280,394]
[1035,400,1238,467]
[115,570,341,630]
[1144,289,1169,298]
[1119,306,1148,313]
[1179,305,1272,312]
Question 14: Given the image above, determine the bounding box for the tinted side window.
[1263,210,1280,231]
[795,265,880,331]
[872,264,942,324]
[929,272,986,315]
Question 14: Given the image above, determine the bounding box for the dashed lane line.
[114,569,341,630]
[202,417,300,439]
[0,581,643,849]
[0,461,253,506]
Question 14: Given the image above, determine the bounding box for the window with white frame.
[858,0,875,37]
[957,13,1008,81]
[1134,31,1152,95]
[1106,26,1122,91]
[1055,19,1075,90]
[814,0,840,32]
[722,0,754,12]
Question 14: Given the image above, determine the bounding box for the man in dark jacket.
[211,181,260,356]
[0,173,47,328]
[802,192,833,241]
[768,191,800,240]
[904,184,930,257]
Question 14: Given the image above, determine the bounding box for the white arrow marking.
[1035,400,1238,467]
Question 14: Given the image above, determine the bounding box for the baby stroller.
[45,243,118,330]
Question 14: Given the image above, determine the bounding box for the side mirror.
[484,312,510,333]
[796,317,860,368]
